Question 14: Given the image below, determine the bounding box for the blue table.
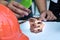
[20,21,60,40]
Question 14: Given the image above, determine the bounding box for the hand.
[46,10,57,21]
[7,1,31,18]
[0,0,8,6]
[40,10,57,21]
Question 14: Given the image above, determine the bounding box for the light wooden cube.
[29,18,44,33]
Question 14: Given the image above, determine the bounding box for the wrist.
[40,10,47,14]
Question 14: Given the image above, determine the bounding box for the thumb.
[40,17,47,22]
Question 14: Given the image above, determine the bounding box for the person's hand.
[40,10,57,21]
[7,1,31,18]
[0,0,8,6]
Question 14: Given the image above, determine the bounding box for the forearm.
[35,0,47,13]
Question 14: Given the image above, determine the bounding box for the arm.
[35,0,47,21]
[35,0,57,21]
[35,0,47,13]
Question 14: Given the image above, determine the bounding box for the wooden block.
[29,18,44,33]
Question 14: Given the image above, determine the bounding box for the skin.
[35,0,57,21]
[0,0,31,18]
[0,0,57,21]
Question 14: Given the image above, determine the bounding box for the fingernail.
[25,13,28,16]
[44,19,47,21]
[42,19,47,22]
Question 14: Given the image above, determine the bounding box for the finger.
[53,15,57,20]
[46,11,53,20]
[40,16,46,21]
[15,13,24,18]
[50,12,57,20]
[48,13,53,20]
[8,4,29,16]
[11,1,31,13]
[50,16,55,20]
[50,16,54,20]
[40,17,47,21]
[46,14,51,20]
[47,12,57,20]
[43,18,47,21]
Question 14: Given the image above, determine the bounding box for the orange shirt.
[0,4,29,40]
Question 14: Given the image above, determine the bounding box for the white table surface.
[20,21,60,40]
